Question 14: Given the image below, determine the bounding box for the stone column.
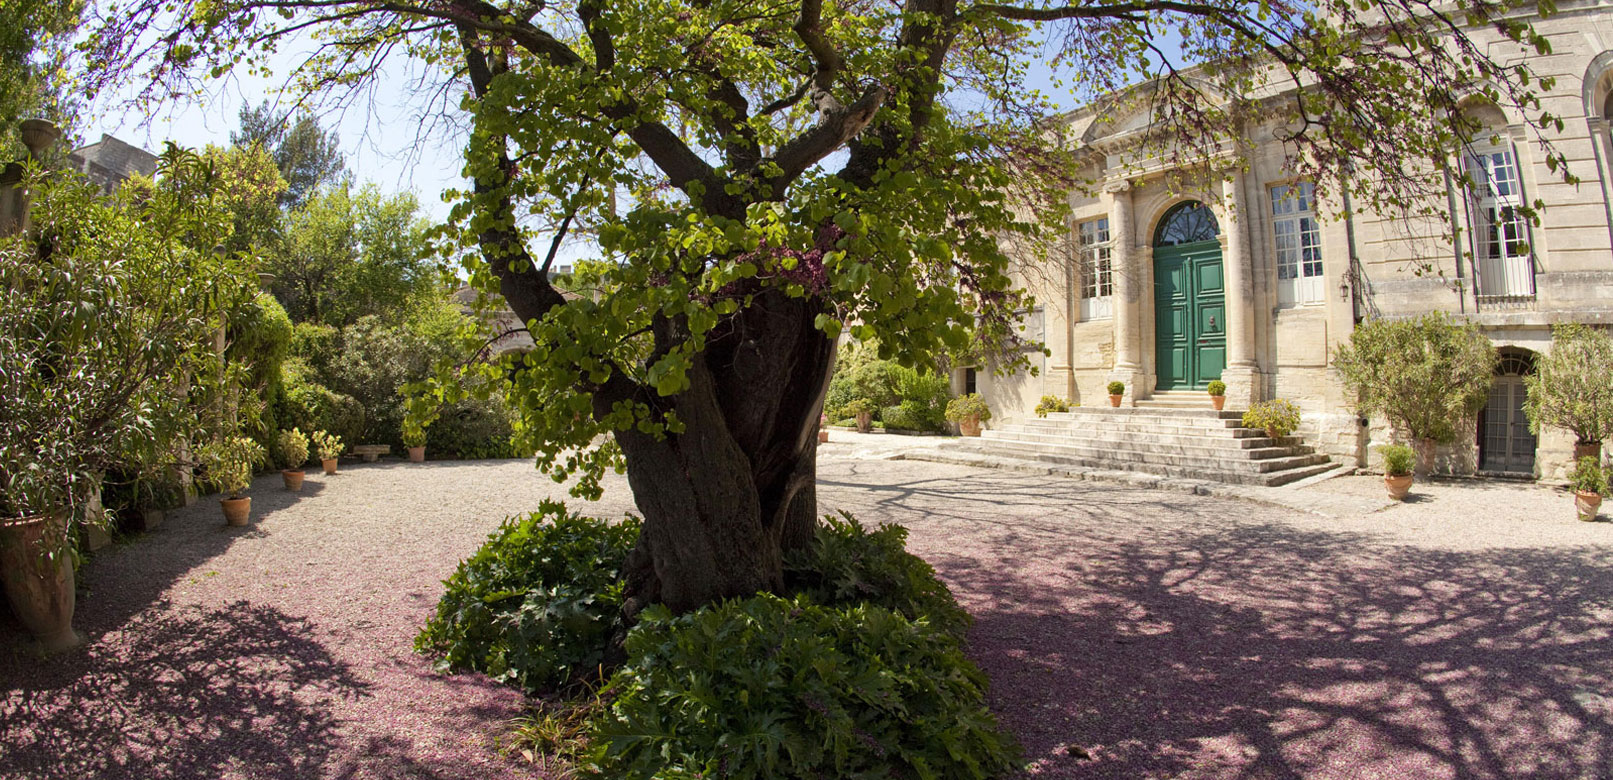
[1219,170,1260,407]
[1103,179,1145,403]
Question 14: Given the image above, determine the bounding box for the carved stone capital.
[1102,178,1134,195]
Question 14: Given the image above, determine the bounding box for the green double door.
[1153,240,1227,391]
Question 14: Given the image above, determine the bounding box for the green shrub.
[1569,456,1606,495]
[1106,380,1125,396]
[784,512,971,640]
[1380,444,1414,477]
[277,358,366,445]
[1525,323,1613,446]
[586,594,1018,780]
[200,436,265,498]
[416,501,640,694]
[311,429,344,461]
[1035,395,1069,416]
[881,402,944,432]
[1243,399,1301,437]
[827,360,902,420]
[1207,380,1226,396]
[428,393,521,459]
[844,398,877,417]
[276,428,310,469]
[1333,313,1496,444]
[945,392,992,423]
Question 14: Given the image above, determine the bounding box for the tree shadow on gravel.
[928,522,1613,779]
[0,600,368,780]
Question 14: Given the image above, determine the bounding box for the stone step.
[967,436,1323,471]
[1043,407,1245,421]
[986,427,1308,452]
[1008,416,1253,435]
[948,441,1336,487]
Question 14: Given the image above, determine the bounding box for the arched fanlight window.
[1496,351,1535,377]
[1153,201,1220,247]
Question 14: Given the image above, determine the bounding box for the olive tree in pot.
[844,398,877,433]
[312,430,343,475]
[1380,443,1415,501]
[277,428,310,490]
[1334,314,1497,477]
[0,149,253,652]
[1107,381,1125,407]
[945,393,991,436]
[1569,456,1606,521]
[1524,323,1613,465]
[1207,380,1227,411]
[205,436,266,526]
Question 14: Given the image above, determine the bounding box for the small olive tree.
[1334,313,1497,472]
[1525,324,1613,447]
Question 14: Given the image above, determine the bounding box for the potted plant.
[1381,443,1415,500]
[845,398,877,433]
[312,430,343,475]
[945,393,992,436]
[1242,399,1302,440]
[1035,395,1069,417]
[277,428,310,490]
[404,425,427,462]
[817,414,830,444]
[204,436,265,527]
[1207,380,1227,411]
[1569,455,1605,521]
[1524,324,1613,465]
[1107,381,1125,407]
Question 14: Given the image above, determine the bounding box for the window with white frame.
[1077,217,1113,320]
[1462,144,1534,299]
[1270,181,1325,305]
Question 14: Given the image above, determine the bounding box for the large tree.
[231,101,348,210]
[88,0,1567,612]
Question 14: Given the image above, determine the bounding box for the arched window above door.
[1154,201,1220,247]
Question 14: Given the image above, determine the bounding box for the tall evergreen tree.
[231,101,346,210]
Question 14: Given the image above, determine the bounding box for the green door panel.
[1153,239,1227,390]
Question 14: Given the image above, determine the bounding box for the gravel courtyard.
[3,450,1611,779]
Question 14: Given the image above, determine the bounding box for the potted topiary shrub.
[277,428,310,490]
[403,425,427,463]
[818,414,830,444]
[204,436,265,527]
[1243,399,1301,440]
[1381,443,1415,500]
[1569,456,1605,521]
[1035,395,1069,417]
[945,393,992,436]
[1207,379,1227,411]
[845,398,877,433]
[1107,381,1125,407]
[312,430,343,475]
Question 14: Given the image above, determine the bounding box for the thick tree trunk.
[612,290,834,614]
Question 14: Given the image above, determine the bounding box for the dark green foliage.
[881,401,944,432]
[586,593,1017,780]
[276,358,365,445]
[827,360,902,421]
[785,513,970,640]
[416,501,640,694]
[228,292,294,446]
[425,394,520,459]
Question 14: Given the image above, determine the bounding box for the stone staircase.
[949,405,1334,486]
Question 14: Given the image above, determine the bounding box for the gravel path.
[0,459,635,780]
[4,451,1611,779]
[817,457,1613,779]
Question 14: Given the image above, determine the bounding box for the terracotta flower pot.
[1210,395,1226,411]
[855,412,873,433]
[1575,490,1603,521]
[221,496,251,527]
[322,458,338,475]
[959,416,983,436]
[817,430,830,444]
[1266,427,1283,441]
[408,446,426,463]
[282,469,305,491]
[1108,394,1122,408]
[1385,474,1414,501]
[0,513,81,653]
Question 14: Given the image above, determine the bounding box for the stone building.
[968,2,1613,481]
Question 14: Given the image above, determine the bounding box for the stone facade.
[972,2,1613,481]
